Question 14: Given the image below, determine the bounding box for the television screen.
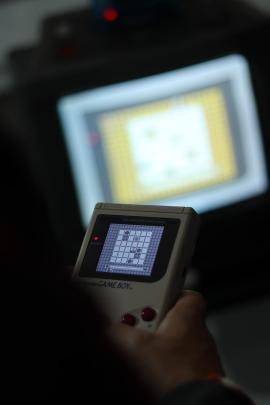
[58,54,268,228]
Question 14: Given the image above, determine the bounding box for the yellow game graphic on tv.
[98,87,238,203]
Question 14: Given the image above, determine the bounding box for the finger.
[168,290,207,321]
[157,290,207,338]
[107,322,150,351]
[182,290,208,313]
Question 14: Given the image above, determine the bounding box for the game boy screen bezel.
[78,215,180,282]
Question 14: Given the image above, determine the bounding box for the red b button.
[141,307,156,322]
[121,313,137,326]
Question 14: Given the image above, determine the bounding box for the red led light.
[103,8,119,22]
[93,235,100,241]
[87,132,99,146]
[57,45,77,59]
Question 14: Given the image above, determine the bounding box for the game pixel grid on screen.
[96,224,164,276]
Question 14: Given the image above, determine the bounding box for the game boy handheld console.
[73,203,200,331]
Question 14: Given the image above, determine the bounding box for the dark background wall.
[0,2,270,404]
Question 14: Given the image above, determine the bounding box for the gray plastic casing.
[73,203,200,331]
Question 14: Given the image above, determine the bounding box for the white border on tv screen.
[58,54,268,227]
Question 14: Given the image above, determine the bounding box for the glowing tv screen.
[57,54,268,227]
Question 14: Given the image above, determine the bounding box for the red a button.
[141,307,156,322]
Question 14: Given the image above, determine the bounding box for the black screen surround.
[79,215,180,282]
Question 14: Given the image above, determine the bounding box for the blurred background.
[1,1,270,403]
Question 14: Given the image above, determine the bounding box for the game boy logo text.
[89,281,133,290]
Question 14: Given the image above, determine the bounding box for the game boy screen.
[58,54,268,228]
[96,223,164,276]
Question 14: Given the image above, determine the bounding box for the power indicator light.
[93,235,100,241]
[103,8,119,22]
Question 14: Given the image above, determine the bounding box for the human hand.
[108,291,224,397]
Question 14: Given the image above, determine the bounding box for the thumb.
[157,290,207,338]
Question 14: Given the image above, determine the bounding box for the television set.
[12,4,270,306]
[57,54,268,229]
